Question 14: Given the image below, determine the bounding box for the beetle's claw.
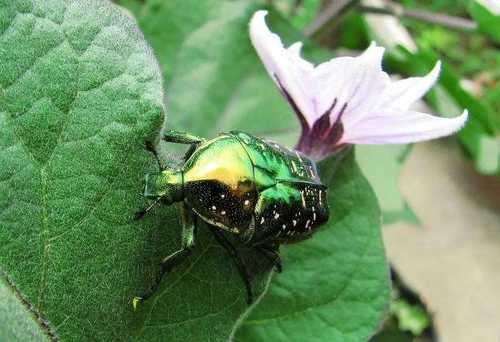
[132,296,143,311]
[134,210,146,221]
[246,293,253,305]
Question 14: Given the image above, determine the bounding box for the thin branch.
[303,0,359,37]
[358,1,477,32]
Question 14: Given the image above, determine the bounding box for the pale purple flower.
[249,10,468,159]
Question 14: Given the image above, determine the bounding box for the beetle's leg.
[163,130,206,161]
[255,245,282,273]
[163,129,205,145]
[208,226,253,304]
[134,197,163,221]
[183,144,198,161]
[133,204,196,309]
[145,140,164,170]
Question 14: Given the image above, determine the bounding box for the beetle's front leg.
[163,129,206,160]
[133,203,196,309]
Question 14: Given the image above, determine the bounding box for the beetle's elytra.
[133,130,329,307]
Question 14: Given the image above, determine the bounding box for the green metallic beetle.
[133,130,329,307]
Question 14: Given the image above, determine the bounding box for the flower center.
[273,74,347,160]
[296,98,347,160]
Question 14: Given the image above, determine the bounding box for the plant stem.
[303,0,359,37]
[358,1,477,32]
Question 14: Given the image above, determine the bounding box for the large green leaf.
[233,150,390,341]
[121,2,390,340]
[0,272,51,341]
[0,0,271,341]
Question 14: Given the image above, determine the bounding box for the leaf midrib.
[2,6,122,312]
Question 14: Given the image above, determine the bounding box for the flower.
[249,10,468,159]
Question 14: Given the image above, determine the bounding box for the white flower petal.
[249,10,468,156]
[340,109,468,144]
[380,61,441,111]
[287,42,314,75]
[249,11,315,126]
[312,43,391,125]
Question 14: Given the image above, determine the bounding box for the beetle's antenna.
[134,197,162,221]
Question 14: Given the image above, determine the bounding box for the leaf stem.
[303,0,359,37]
[358,1,477,32]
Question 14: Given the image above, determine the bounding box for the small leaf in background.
[469,0,500,43]
[234,150,390,342]
[0,274,51,341]
[390,299,430,336]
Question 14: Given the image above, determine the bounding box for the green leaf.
[270,0,322,30]
[0,0,271,341]
[0,0,162,339]
[0,273,51,341]
[469,1,500,43]
[391,299,430,336]
[116,2,390,340]
[234,150,390,341]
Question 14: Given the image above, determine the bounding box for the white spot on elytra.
[308,165,315,178]
[244,200,250,206]
[221,194,225,199]
[293,220,297,226]
[274,213,280,219]
[211,205,216,211]
[282,224,286,230]
[221,211,226,215]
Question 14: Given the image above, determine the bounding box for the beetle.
[133,130,329,308]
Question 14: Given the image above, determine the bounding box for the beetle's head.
[144,169,184,204]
